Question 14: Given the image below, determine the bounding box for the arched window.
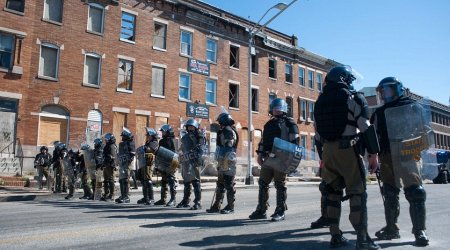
[86,109,102,145]
[38,105,70,146]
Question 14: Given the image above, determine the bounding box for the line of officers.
[32,65,430,250]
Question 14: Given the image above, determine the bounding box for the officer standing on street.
[34,146,52,190]
[116,128,135,204]
[370,77,429,246]
[154,124,178,207]
[90,138,103,200]
[207,112,239,214]
[314,66,380,249]
[52,142,67,193]
[101,133,117,201]
[176,119,206,210]
[137,128,159,206]
[249,98,300,222]
[78,145,93,200]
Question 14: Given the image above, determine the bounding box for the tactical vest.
[261,116,297,152]
[371,96,415,153]
[159,137,176,152]
[315,82,364,141]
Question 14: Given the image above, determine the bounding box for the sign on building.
[188,58,210,76]
[186,103,209,119]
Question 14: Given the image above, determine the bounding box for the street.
[0,183,449,249]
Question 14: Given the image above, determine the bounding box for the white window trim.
[228,80,240,85]
[153,17,168,25]
[153,21,167,51]
[39,112,69,120]
[180,30,193,57]
[121,7,138,16]
[83,52,102,87]
[117,54,136,62]
[38,42,60,80]
[206,38,218,63]
[87,3,105,34]
[179,73,191,101]
[135,109,151,116]
[180,25,195,33]
[205,78,217,105]
[116,89,133,94]
[112,107,130,113]
[151,94,166,99]
[228,41,240,47]
[151,62,167,68]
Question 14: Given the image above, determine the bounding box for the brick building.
[0,0,340,174]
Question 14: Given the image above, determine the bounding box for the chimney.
[291,35,298,47]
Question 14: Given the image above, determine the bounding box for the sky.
[201,0,450,106]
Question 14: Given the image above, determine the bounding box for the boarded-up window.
[86,110,102,145]
[135,115,149,147]
[229,45,239,68]
[38,116,68,146]
[113,112,127,142]
[151,66,165,96]
[153,22,167,49]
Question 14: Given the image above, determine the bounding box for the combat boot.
[271,207,285,222]
[375,226,400,240]
[166,176,177,207]
[249,205,267,220]
[65,186,74,200]
[311,216,330,229]
[190,181,202,210]
[220,187,235,214]
[271,183,287,222]
[330,231,348,248]
[176,184,191,208]
[414,230,429,246]
[405,185,429,246]
[145,180,155,205]
[154,183,167,205]
[355,232,380,250]
[120,180,130,204]
[206,189,224,213]
[220,204,234,214]
[115,180,125,203]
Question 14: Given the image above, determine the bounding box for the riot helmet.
[160,124,174,137]
[40,146,48,153]
[120,127,134,141]
[376,77,404,103]
[104,133,116,144]
[184,118,200,131]
[269,98,288,116]
[80,144,90,151]
[325,66,356,85]
[93,138,102,149]
[56,143,66,151]
[217,113,235,126]
[145,127,159,139]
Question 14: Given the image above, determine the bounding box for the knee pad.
[405,185,426,202]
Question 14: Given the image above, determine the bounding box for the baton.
[375,168,385,204]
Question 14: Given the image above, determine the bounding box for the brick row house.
[0,0,340,174]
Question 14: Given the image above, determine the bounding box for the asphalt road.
[0,183,449,249]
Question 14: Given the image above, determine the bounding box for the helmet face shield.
[377,85,396,103]
[377,77,404,104]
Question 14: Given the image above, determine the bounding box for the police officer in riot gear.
[137,127,159,206]
[116,128,135,204]
[207,112,239,214]
[65,148,80,200]
[52,142,67,193]
[314,66,380,249]
[249,98,299,222]
[34,146,52,190]
[79,145,93,199]
[90,138,103,200]
[370,77,429,246]
[176,119,206,210]
[101,133,117,201]
[155,124,178,207]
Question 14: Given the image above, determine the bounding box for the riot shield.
[136,146,147,170]
[420,148,439,181]
[215,146,237,176]
[155,146,179,174]
[117,142,131,179]
[82,149,96,179]
[385,101,435,188]
[262,137,304,174]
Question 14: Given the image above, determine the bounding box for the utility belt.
[325,135,360,149]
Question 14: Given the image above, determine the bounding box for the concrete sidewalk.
[0,176,322,202]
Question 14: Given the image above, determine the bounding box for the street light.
[246,0,297,185]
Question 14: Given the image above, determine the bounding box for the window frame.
[228,82,239,108]
[229,44,239,69]
[43,0,63,24]
[206,38,217,63]
[298,66,305,86]
[317,72,323,92]
[308,101,315,122]
[117,58,134,92]
[153,21,167,50]
[180,30,192,57]
[251,53,258,74]
[285,63,293,83]
[178,73,191,101]
[269,92,277,112]
[0,32,15,70]
[87,3,105,34]
[286,96,293,118]
[38,42,60,80]
[83,52,102,87]
[269,58,277,79]
[205,78,217,105]
[120,11,136,43]
[151,65,166,97]
[300,100,307,121]
[251,87,259,112]
[5,0,25,13]
[308,69,314,89]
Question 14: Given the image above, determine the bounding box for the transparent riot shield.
[155,146,179,175]
[180,152,197,182]
[420,148,439,181]
[262,137,304,174]
[385,101,435,188]
[117,142,131,179]
[215,146,237,176]
[136,146,147,170]
[82,149,96,179]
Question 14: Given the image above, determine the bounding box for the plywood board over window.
[155,116,168,137]
[135,115,149,147]
[38,116,68,146]
[113,112,127,143]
